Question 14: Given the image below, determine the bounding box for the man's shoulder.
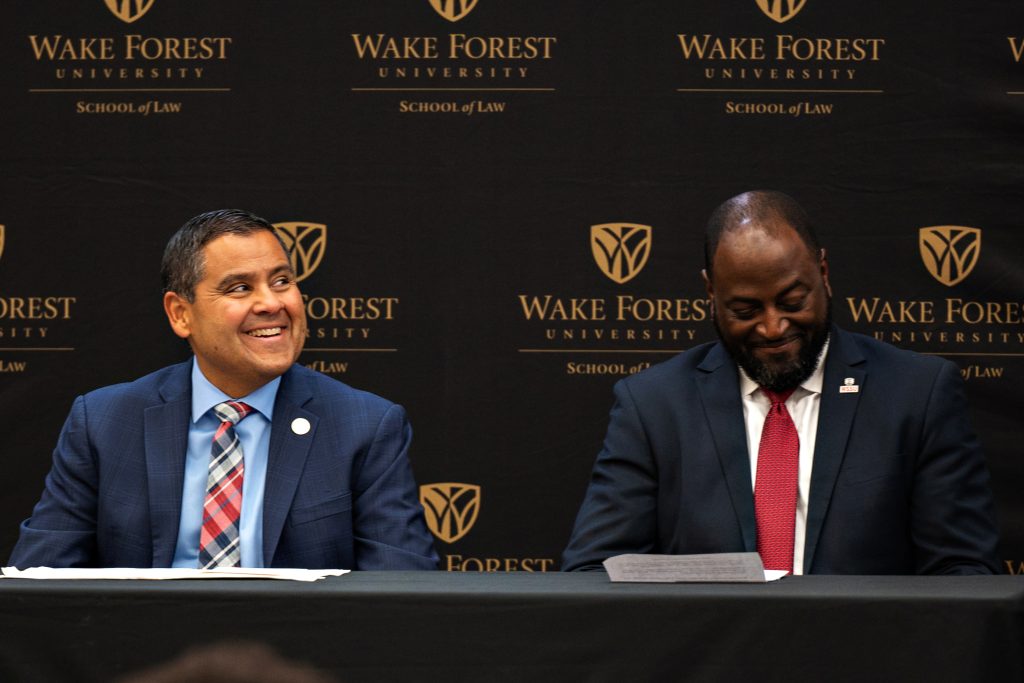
[617,341,720,394]
[833,327,949,373]
[81,361,190,406]
[283,363,401,416]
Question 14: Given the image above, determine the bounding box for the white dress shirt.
[738,339,829,575]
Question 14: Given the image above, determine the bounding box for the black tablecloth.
[1,571,1022,682]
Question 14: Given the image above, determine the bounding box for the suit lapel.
[262,366,318,566]
[803,327,866,573]
[145,363,192,567]
[695,344,757,552]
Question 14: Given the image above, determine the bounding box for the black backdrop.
[1,0,1021,573]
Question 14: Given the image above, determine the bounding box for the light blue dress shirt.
[171,359,281,568]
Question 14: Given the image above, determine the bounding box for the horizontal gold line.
[302,348,398,353]
[0,347,75,352]
[518,348,1019,358]
[351,87,555,92]
[676,88,884,94]
[29,88,231,93]
[518,348,684,354]
[921,352,1024,358]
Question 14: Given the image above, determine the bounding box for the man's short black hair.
[161,209,285,301]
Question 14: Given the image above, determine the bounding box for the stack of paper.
[0,567,349,582]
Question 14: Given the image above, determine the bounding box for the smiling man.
[10,209,438,570]
[562,191,1000,575]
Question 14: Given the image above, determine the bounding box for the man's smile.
[752,335,802,353]
[245,326,284,338]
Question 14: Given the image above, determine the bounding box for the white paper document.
[0,566,349,582]
[603,553,788,583]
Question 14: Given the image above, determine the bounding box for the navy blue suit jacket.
[562,327,1000,574]
[10,362,438,570]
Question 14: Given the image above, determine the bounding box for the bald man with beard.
[562,190,1000,575]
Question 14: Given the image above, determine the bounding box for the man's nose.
[251,285,284,314]
[757,307,790,339]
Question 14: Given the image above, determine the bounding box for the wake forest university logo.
[104,0,156,24]
[429,0,479,23]
[846,223,1015,358]
[0,225,77,370]
[756,0,807,24]
[272,222,327,284]
[420,483,481,544]
[591,223,652,284]
[919,226,981,287]
[26,0,232,115]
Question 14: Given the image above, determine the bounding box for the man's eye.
[226,284,250,294]
[731,308,756,320]
[779,298,806,312]
[272,276,293,288]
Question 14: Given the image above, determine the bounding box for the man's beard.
[716,303,831,393]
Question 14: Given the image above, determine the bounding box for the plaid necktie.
[198,400,254,569]
[754,388,799,573]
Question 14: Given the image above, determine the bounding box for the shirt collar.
[739,336,830,399]
[190,357,281,423]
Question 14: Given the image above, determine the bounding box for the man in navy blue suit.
[10,209,438,569]
[563,191,1000,574]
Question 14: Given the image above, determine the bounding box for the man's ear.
[819,248,833,298]
[702,269,716,321]
[163,291,192,340]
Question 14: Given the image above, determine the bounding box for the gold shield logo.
[429,0,479,23]
[755,0,807,24]
[919,226,981,287]
[591,223,652,284]
[104,0,156,24]
[272,222,327,284]
[420,483,481,544]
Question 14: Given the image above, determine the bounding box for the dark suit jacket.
[562,326,1000,574]
[9,361,438,570]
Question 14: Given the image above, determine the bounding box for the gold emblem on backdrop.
[591,223,652,284]
[919,226,981,287]
[420,483,481,544]
[272,222,327,284]
[0,225,5,262]
[755,0,807,24]
[104,0,156,24]
[429,0,480,23]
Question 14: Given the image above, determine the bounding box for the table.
[1,572,1022,682]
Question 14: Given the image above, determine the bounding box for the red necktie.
[198,401,253,569]
[754,388,799,573]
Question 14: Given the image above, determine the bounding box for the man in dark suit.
[10,209,437,570]
[562,191,1000,575]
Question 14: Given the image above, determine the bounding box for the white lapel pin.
[839,377,860,394]
[291,417,311,435]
